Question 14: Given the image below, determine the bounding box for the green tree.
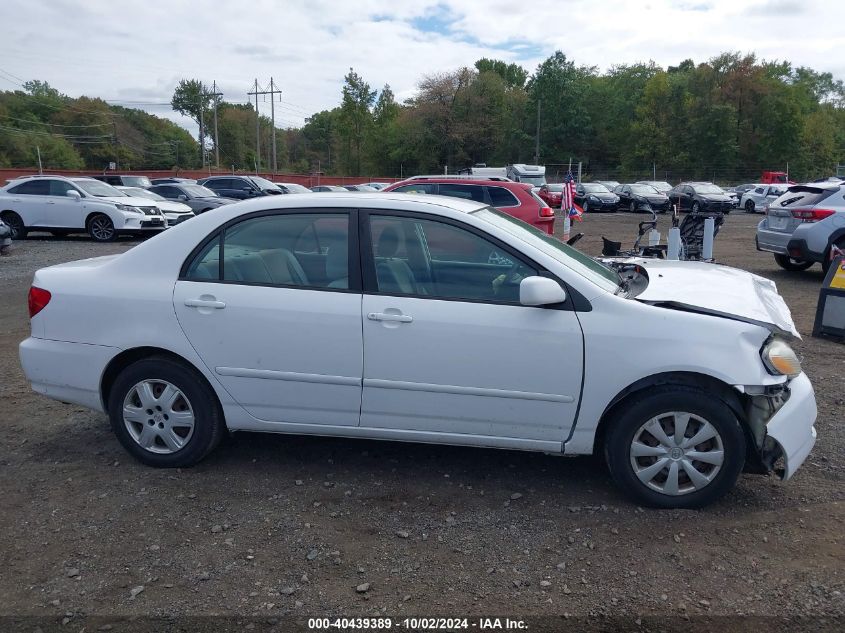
[338,68,376,175]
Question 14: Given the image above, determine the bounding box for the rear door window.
[392,183,436,195]
[437,184,486,203]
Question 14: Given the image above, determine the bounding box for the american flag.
[562,170,583,221]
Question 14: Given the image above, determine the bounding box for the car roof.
[391,177,528,189]
[241,191,487,214]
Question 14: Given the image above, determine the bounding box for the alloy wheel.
[629,411,724,496]
[89,216,115,241]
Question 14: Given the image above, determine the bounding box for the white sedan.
[19,193,817,508]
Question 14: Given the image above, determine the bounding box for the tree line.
[2,51,844,184]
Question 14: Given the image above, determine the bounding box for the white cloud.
[0,0,842,138]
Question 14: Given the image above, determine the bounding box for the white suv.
[0,175,167,242]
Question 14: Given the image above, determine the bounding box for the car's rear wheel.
[605,386,745,508]
[1,211,26,239]
[822,239,845,274]
[774,253,814,271]
[87,214,116,242]
[745,200,756,213]
[108,357,225,467]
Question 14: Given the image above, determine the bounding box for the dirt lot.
[0,211,843,629]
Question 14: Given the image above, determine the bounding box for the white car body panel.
[630,258,800,338]
[18,193,818,488]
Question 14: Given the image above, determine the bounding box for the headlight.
[761,339,801,378]
[114,203,143,214]
[588,195,599,202]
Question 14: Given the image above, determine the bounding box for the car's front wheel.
[692,201,701,214]
[582,201,590,213]
[1,211,27,239]
[605,386,745,508]
[87,214,116,242]
[745,200,756,213]
[108,357,225,467]
[629,201,636,213]
[774,254,814,271]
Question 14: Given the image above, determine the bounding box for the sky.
[0,0,843,137]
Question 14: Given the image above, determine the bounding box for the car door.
[44,179,85,228]
[6,179,51,227]
[359,211,584,448]
[173,209,363,426]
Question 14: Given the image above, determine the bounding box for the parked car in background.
[595,180,620,191]
[274,182,312,194]
[116,186,195,226]
[311,185,348,192]
[148,183,235,215]
[93,174,153,189]
[537,183,564,208]
[150,177,197,185]
[756,181,845,272]
[363,182,391,190]
[636,180,673,194]
[383,177,555,234]
[19,191,817,508]
[667,182,734,214]
[732,183,758,197]
[198,175,283,199]
[574,182,620,213]
[614,183,670,213]
[0,175,166,241]
[343,184,379,192]
[741,184,788,213]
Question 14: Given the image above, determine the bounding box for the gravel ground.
[0,217,843,629]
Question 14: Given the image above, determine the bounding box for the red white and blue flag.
[562,170,583,221]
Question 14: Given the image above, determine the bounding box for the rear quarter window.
[487,186,519,207]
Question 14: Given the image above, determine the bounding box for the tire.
[629,201,636,213]
[604,385,746,509]
[774,253,813,271]
[822,239,845,274]
[87,214,116,242]
[745,200,756,213]
[582,201,590,214]
[692,201,701,214]
[108,356,225,468]
[1,211,26,239]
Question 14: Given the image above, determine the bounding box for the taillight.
[539,206,555,217]
[790,208,836,223]
[28,287,51,318]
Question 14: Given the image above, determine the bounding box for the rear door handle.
[185,298,226,309]
[367,312,412,323]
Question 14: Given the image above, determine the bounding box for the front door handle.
[367,312,412,323]
[185,298,226,309]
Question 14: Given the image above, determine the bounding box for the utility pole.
[199,94,205,168]
[248,79,261,171]
[534,99,541,164]
[270,77,278,173]
[211,81,223,169]
[248,79,282,174]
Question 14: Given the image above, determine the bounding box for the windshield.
[474,207,620,293]
[182,184,218,197]
[640,181,671,191]
[544,184,564,192]
[518,174,546,186]
[74,179,126,197]
[279,183,310,193]
[692,184,724,194]
[249,176,281,191]
[123,187,165,201]
[630,185,660,195]
[122,176,152,188]
[583,183,610,193]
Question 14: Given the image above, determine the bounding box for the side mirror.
[66,190,81,201]
[177,194,188,201]
[519,276,567,306]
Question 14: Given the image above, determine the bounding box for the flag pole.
[563,158,573,242]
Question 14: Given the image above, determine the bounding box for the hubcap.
[91,217,114,240]
[629,411,724,496]
[122,380,195,454]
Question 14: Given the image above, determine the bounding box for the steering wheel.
[492,259,526,298]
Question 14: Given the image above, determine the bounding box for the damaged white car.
[19,193,817,508]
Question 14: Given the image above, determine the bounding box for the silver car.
[756,182,845,271]
[741,184,787,213]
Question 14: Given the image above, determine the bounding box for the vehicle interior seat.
[375,226,418,294]
[325,242,349,289]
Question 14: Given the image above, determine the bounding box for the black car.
[613,183,670,213]
[198,175,283,199]
[93,174,152,188]
[573,182,620,213]
[150,177,197,185]
[148,183,235,214]
[667,182,734,214]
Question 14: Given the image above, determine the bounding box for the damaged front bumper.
[741,373,817,480]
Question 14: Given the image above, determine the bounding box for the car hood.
[632,259,799,338]
[199,197,234,204]
[153,200,192,213]
[98,196,158,209]
[590,193,617,200]
[702,194,732,202]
